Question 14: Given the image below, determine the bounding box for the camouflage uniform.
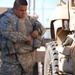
[62,34,75,75]
[0,9,45,75]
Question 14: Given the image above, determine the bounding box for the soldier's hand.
[62,36,73,46]
[32,30,39,38]
[26,36,32,43]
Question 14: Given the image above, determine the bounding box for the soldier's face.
[14,5,27,18]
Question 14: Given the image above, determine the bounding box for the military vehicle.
[44,0,75,75]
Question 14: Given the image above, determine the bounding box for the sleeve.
[62,36,73,46]
[30,17,46,36]
[0,16,27,43]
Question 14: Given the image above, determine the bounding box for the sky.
[0,0,15,8]
[0,0,67,8]
[0,0,58,8]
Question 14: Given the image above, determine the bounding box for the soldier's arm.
[62,36,73,46]
[30,17,46,36]
[0,16,27,43]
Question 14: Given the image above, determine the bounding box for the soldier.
[62,33,75,75]
[0,0,46,75]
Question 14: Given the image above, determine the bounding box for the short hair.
[13,0,28,8]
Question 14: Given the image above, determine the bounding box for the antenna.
[27,0,31,15]
[33,0,35,14]
[31,0,38,19]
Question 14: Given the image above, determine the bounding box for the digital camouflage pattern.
[0,9,46,75]
[62,34,75,75]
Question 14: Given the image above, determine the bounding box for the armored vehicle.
[44,0,75,75]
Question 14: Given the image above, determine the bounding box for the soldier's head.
[13,0,28,18]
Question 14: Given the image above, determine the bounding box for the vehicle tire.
[44,41,58,75]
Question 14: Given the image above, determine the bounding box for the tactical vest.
[0,10,44,54]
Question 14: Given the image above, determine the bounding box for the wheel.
[44,41,58,75]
